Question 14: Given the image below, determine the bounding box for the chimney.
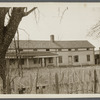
[50,35,54,42]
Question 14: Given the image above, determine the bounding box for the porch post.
[42,58,45,67]
[27,58,29,68]
[56,57,57,67]
[57,57,59,67]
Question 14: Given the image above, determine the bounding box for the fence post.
[94,69,98,93]
[55,73,59,94]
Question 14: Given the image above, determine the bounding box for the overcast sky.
[12,3,100,50]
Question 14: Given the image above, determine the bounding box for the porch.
[6,51,59,68]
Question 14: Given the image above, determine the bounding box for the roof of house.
[9,40,95,49]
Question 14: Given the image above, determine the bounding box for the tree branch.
[60,7,68,24]
[23,7,37,16]
[1,7,37,53]
[88,21,100,38]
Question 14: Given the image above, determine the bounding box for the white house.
[6,35,95,68]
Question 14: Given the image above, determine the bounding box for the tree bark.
[0,8,24,93]
[0,56,6,93]
[0,7,37,94]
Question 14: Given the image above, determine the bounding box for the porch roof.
[6,51,58,58]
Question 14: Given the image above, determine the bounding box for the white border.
[0,2,100,98]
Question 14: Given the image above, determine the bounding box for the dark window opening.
[87,55,90,61]
[58,49,62,51]
[68,49,71,51]
[74,55,79,62]
[75,48,78,51]
[46,49,50,51]
[58,56,62,63]
[33,49,37,51]
[87,48,90,50]
[33,58,40,64]
[42,86,45,89]
[48,58,53,63]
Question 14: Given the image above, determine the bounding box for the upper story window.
[74,55,79,62]
[87,48,90,50]
[33,49,37,51]
[75,48,78,51]
[68,49,71,51]
[46,49,50,51]
[58,49,62,51]
[19,48,23,51]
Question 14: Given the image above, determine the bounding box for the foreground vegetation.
[5,65,100,94]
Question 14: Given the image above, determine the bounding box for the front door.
[68,56,72,65]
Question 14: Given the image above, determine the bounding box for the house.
[6,35,95,68]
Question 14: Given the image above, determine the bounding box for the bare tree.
[0,7,37,93]
[88,21,100,39]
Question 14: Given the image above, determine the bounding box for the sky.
[11,3,100,50]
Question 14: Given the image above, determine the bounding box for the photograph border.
[0,1,99,100]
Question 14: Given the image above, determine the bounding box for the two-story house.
[6,35,95,68]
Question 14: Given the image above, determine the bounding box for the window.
[74,55,79,62]
[58,56,62,63]
[87,48,90,50]
[68,49,71,51]
[33,58,40,64]
[9,59,15,65]
[75,48,78,51]
[33,58,37,64]
[19,59,24,65]
[48,58,53,63]
[87,55,90,61]
[46,49,50,51]
[58,49,62,51]
[33,49,37,51]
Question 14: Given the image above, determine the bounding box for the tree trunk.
[0,7,37,94]
[0,57,6,94]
